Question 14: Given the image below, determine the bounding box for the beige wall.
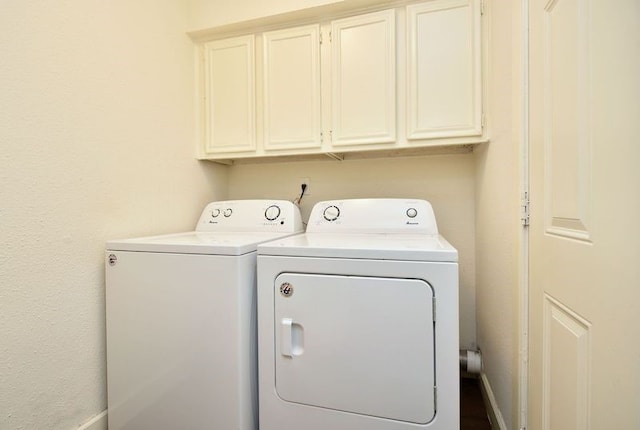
[227,155,478,350]
[474,1,522,429]
[0,1,226,429]
[0,0,523,429]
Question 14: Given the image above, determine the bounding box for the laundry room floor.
[460,378,492,429]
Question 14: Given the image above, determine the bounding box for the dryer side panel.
[273,273,436,424]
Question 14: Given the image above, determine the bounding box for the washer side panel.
[106,251,257,430]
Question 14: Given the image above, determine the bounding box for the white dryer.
[105,200,302,430]
[257,198,459,430]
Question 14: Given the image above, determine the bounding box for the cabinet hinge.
[329,130,333,141]
[480,0,486,15]
[481,112,486,129]
[521,191,530,226]
[320,131,323,143]
[320,31,332,44]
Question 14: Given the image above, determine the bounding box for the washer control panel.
[196,200,303,232]
[307,199,438,235]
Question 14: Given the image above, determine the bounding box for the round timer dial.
[323,205,340,222]
[264,205,281,221]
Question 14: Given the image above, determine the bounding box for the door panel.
[203,35,256,154]
[406,0,481,139]
[542,294,591,430]
[274,273,435,424]
[529,0,640,428]
[331,10,396,145]
[263,25,322,151]
[542,0,591,241]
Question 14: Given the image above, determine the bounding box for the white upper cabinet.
[202,35,256,155]
[194,0,483,162]
[406,0,481,139]
[331,10,396,146]
[263,25,322,151]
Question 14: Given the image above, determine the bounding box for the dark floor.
[460,377,492,430]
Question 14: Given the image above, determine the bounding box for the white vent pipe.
[459,349,482,374]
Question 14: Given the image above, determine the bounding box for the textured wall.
[0,1,226,429]
[0,0,524,428]
[228,155,477,349]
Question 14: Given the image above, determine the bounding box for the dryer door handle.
[281,318,304,357]
[281,318,293,357]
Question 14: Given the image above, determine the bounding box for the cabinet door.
[263,25,322,151]
[203,35,256,154]
[331,10,396,146]
[407,0,481,139]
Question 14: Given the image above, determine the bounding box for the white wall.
[228,155,477,349]
[0,1,226,429]
[474,1,522,428]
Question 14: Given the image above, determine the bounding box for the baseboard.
[479,373,508,430]
[76,410,108,430]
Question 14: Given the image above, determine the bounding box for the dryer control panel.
[307,199,438,235]
[196,200,303,233]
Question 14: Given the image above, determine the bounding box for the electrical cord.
[294,183,307,205]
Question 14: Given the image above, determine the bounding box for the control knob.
[323,205,340,222]
[264,205,281,221]
[211,208,221,218]
[223,208,233,217]
[406,208,418,218]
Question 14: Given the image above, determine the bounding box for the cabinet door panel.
[407,0,481,139]
[203,35,256,154]
[332,10,396,146]
[263,25,322,151]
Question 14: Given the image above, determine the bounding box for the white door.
[273,273,435,424]
[528,1,640,429]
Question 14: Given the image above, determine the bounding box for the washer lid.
[107,231,300,255]
[258,232,458,262]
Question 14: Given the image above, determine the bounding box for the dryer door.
[274,273,436,424]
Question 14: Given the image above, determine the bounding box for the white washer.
[105,200,302,430]
[257,198,459,430]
